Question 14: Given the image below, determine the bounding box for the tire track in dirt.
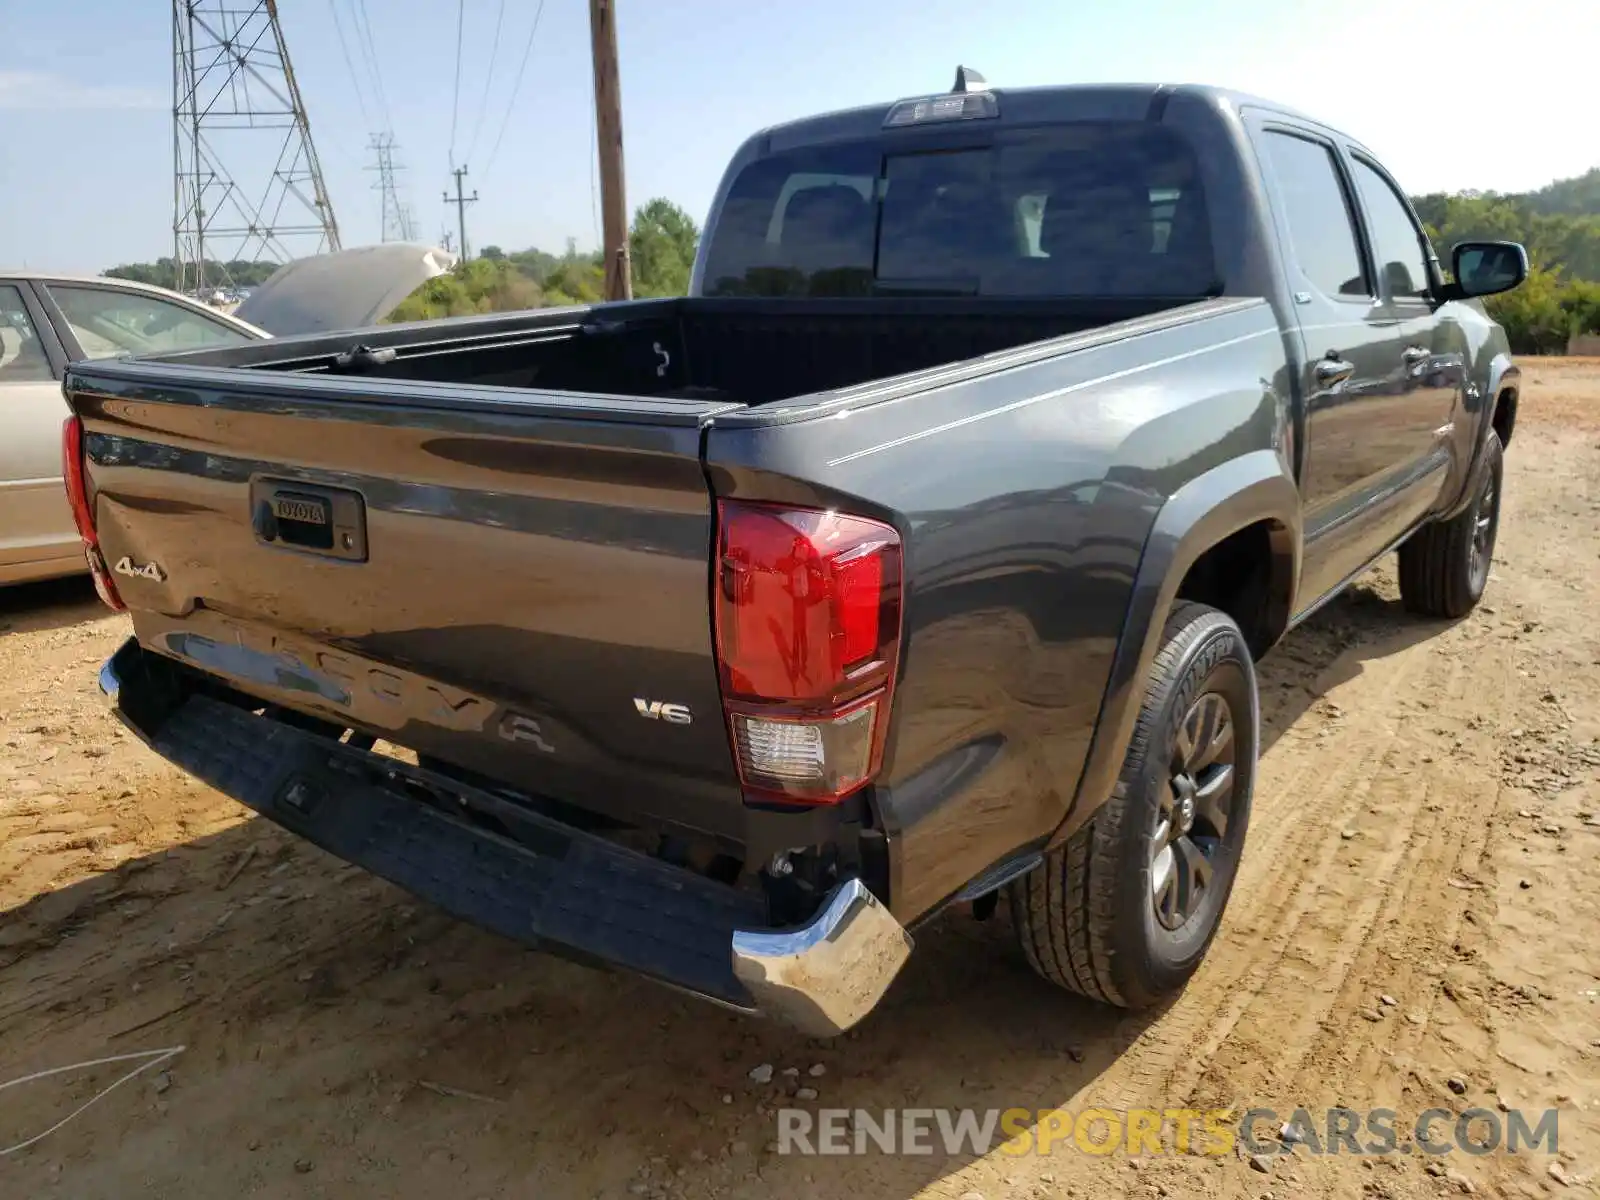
[1086,615,1439,1113]
[1079,427,1580,1198]
[1281,642,1511,1083]
[1204,680,1479,1086]
[1231,481,1544,1123]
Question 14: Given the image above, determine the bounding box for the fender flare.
[1049,449,1300,845]
[1486,353,1520,425]
[1441,352,1519,521]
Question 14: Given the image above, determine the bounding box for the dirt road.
[3,363,1598,1199]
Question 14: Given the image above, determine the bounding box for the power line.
[448,0,466,165]
[479,0,547,181]
[325,0,371,129]
[462,0,508,166]
[350,0,391,131]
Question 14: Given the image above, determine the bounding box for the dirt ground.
[3,362,1599,1200]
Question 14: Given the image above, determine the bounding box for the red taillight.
[714,500,902,804]
[61,416,124,612]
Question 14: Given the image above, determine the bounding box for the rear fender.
[1050,449,1299,844]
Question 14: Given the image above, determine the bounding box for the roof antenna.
[951,65,989,94]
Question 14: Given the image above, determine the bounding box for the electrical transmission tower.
[172,0,342,294]
[367,133,416,242]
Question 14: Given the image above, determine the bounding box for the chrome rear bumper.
[732,878,913,1037]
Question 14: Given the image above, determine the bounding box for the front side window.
[1350,158,1432,303]
[0,284,54,382]
[47,285,254,359]
[701,122,1218,299]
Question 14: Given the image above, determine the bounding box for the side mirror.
[1444,240,1528,301]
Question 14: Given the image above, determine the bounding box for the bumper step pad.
[147,693,764,1008]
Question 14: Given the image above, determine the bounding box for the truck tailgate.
[66,363,750,845]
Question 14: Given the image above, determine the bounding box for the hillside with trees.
[102,258,281,291]
[1415,169,1600,352]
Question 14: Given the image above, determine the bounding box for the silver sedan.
[0,273,266,585]
[2,245,454,585]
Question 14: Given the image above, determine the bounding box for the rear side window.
[46,284,253,359]
[0,285,54,382]
[1260,131,1368,300]
[701,123,1218,299]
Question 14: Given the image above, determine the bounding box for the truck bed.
[153,295,1201,408]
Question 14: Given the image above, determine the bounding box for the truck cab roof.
[748,81,1340,152]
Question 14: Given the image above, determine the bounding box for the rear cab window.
[700,122,1220,299]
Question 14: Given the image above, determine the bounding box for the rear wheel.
[1009,601,1258,1008]
[1398,431,1503,618]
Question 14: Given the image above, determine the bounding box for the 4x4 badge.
[113,556,165,582]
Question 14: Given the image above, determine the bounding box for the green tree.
[1484,263,1573,354]
[1417,187,1600,286]
[386,258,546,322]
[1415,169,1600,350]
[1558,277,1600,339]
[541,254,605,307]
[104,257,280,291]
[629,198,700,297]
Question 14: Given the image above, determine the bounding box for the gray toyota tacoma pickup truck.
[66,73,1526,1036]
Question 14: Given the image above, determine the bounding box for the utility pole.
[588,0,631,300]
[443,165,478,261]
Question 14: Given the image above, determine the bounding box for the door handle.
[1402,345,1430,365]
[1314,356,1355,386]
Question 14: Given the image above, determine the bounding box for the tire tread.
[1398,433,1502,619]
[1010,600,1242,1008]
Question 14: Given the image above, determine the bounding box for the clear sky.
[0,0,1590,273]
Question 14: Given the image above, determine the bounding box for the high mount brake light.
[61,416,124,612]
[883,91,999,127]
[714,500,902,805]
